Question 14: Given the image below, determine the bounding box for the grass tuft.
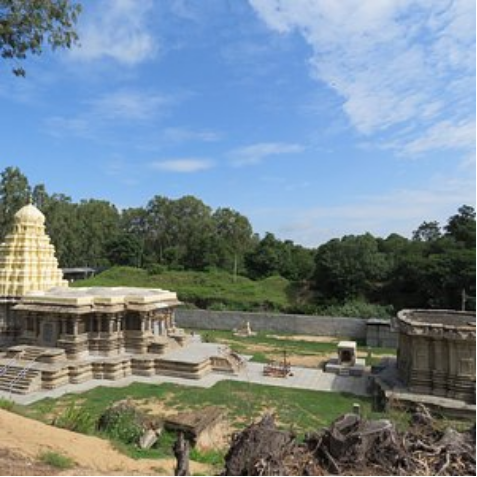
[38,451,75,470]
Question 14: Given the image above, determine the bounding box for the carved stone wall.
[397,309,476,403]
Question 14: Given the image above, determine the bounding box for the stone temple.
[0,204,241,394]
[0,203,68,343]
[372,308,476,415]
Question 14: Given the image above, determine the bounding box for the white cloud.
[267,175,476,246]
[250,0,476,155]
[149,159,215,173]
[43,88,175,140]
[230,142,304,166]
[70,0,156,65]
[162,127,221,143]
[91,90,170,120]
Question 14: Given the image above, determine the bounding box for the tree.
[212,207,253,280]
[445,205,476,247]
[0,0,81,76]
[42,193,81,267]
[313,234,390,302]
[245,232,282,279]
[76,199,119,267]
[0,166,31,240]
[412,221,441,242]
[106,233,141,267]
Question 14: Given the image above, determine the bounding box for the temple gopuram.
[0,204,240,394]
[0,203,68,344]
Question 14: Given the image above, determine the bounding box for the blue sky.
[1,0,475,246]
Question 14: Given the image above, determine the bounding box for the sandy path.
[0,409,209,476]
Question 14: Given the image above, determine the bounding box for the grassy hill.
[73,266,296,312]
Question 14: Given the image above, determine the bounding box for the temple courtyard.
[0,338,368,406]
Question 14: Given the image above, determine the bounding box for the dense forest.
[0,166,475,314]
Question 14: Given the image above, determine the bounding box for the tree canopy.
[0,0,81,76]
[0,166,474,314]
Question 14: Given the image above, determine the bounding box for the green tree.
[245,232,282,279]
[105,233,141,267]
[76,199,119,267]
[0,166,31,240]
[212,207,253,280]
[313,233,390,302]
[42,193,81,267]
[412,221,441,242]
[0,0,81,76]
[445,205,476,246]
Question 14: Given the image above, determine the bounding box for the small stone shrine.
[325,340,365,377]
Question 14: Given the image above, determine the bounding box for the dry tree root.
[216,406,475,476]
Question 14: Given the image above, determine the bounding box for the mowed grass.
[73,266,293,312]
[25,380,376,433]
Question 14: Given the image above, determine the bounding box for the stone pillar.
[73,318,79,336]
[431,337,447,396]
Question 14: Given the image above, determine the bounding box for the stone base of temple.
[0,340,242,395]
[371,359,476,419]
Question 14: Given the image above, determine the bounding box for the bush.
[39,451,75,470]
[97,401,148,445]
[53,403,95,434]
[316,300,394,319]
[147,264,167,275]
[0,398,14,411]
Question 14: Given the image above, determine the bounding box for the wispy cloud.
[162,127,221,143]
[149,159,215,173]
[43,88,175,140]
[250,0,476,156]
[70,0,157,65]
[91,90,171,121]
[230,142,304,166]
[261,175,476,246]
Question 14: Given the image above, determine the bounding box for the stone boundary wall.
[175,309,367,339]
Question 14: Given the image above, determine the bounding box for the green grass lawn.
[21,379,379,468]
[73,266,295,312]
[25,380,376,434]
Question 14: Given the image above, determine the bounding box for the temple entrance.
[40,321,58,347]
[339,349,353,364]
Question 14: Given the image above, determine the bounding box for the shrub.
[0,398,14,411]
[316,300,394,319]
[53,403,95,434]
[147,264,167,275]
[97,401,147,445]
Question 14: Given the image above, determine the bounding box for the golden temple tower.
[0,203,68,297]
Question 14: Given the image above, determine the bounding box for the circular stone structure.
[396,309,476,403]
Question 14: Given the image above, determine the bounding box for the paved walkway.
[0,361,368,405]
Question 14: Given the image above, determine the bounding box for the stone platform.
[0,341,243,395]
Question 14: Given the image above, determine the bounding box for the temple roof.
[0,203,67,297]
[14,286,182,314]
[397,309,476,340]
[14,203,46,225]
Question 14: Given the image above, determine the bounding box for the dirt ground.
[0,409,211,476]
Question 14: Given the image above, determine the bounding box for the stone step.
[0,366,41,394]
